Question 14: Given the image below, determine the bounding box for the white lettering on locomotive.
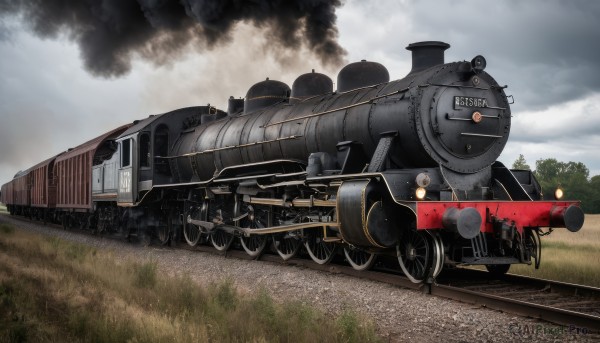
[120,170,131,193]
[454,96,488,108]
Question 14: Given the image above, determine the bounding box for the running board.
[243,195,336,207]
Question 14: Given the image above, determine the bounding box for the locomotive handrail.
[289,80,393,103]
[418,83,491,90]
[446,113,500,120]
[261,88,410,128]
[460,133,504,138]
[157,135,303,159]
[418,83,507,90]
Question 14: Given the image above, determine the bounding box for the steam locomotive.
[1,41,584,283]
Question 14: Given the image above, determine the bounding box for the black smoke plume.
[1,0,346,77]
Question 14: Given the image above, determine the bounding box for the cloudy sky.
[1,0,599,185]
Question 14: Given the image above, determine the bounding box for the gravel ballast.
[1,214,597,342]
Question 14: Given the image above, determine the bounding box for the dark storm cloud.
[408,0,600,110]
[0,0,346,77]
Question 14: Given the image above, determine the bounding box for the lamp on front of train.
[415,173,430,200]
[415,187,427,200]
[554,187,564,200]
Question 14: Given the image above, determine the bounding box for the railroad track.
[180,243,600,332]
[433,269,600,332]
[3,213,600,333]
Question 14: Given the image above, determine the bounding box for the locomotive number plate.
[454,96,488,109]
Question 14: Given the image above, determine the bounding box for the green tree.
[512,154,530,170]
[533,158,595,213]
[589,175,600,213]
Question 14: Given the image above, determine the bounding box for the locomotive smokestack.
[406,41,451,75]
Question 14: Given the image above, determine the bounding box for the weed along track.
[2,213,600,342]
[0,218,381,343]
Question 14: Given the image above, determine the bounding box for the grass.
[496,214,600,287]
[0,224,381,343]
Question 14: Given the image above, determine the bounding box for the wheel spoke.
[274,232,301,260]
[397,229,432,283]
[344,247,376,271]
[239,204,269,257]
[211,230,234,251]
[305,229,336,265]
[184,222,202,246]
[184,206,206,247]
[157,209,174,246]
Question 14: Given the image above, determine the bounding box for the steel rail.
[429,283,600,330]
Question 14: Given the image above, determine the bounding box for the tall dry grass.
[0,224,381,343]
[509,214,600,287]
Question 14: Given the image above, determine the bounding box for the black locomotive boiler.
[1,41,584,283]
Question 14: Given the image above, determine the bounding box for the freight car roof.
[13,170,27,179]
[55,124,131,162]
[25,152,64,174]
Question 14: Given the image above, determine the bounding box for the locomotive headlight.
[554,188,564,200]
[415,187,427,200]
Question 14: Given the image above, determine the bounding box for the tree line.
[512,154,600,213]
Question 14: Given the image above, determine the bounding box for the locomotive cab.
[114,106,222,205]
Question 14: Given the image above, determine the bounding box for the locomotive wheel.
[183,223,202,246]
[157,211,171,246]
[427,231,445,279]
[397,229,432,283]
[240,234,268,258]
[273,231,302,260]
[183,205,206,247]
[157,225,170,245]
[211,229,234,251]
[210,201,235,252]
[343,246,376,271]
[485,264,510,276]
[239,204,269,258]
[304,227,337,265]
[526,228,541,269]
[183,211,202,247]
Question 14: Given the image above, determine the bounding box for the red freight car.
[1,181,14,214]
[11,170,31,216]
[28,154,63,222]
[54,125,130,226]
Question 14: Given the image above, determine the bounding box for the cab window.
[121,139,132,168]
[139,133,151,168]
